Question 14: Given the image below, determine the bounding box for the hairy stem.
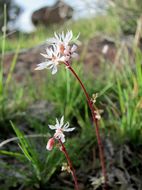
[65,62,107,189]
[59,139,79,190]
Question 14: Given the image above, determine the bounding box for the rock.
[81,35,139,76]
[82,36,117,75]
[32,0,73,27]
[2,43,47,83]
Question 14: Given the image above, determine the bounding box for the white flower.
[63,44,78,61]
[47,31,79,59]
[35,45,65,74]
[36,31,79,74]
[47,31,73,47]
[49,116,75,143]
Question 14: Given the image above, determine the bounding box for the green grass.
[103,47,142,144]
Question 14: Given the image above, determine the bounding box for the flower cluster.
[46,116,75,151]
[35,31,79,74]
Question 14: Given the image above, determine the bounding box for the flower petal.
[63,127,75,132]
[40,53,49,58]
[59,56,65,62]
[46,48,53,58]
[60,116,64,127]
[55,32,60,40]
[51,65,58,75]
[47,37,58,44]
[35,62,52,70]
[48,125,57,130]
[72,33,80,42]
[71,52,78,58]
[60,133,65,143]
[65,31,72,43]
[63,122,69,129]
[71,44,77,52]
[55,118,60,129]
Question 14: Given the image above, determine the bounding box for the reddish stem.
[59,139,79,190]
[65,62,107,189]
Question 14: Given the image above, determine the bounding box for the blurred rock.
[32,0,73,27]
[2,43,47,83]
[82,36,117,74]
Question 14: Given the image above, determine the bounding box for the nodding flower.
[36,31,79,74]
[46,137,55,151]
[35,44,65,74]
[46,116,75,150]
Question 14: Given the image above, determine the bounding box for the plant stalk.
[65,62,107,189]
[59,139,79,190]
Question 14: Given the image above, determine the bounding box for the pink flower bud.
[46,138,55,151]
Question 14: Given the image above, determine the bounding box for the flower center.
[60,44,65,54]
[52,55,57,61]
[56,128,62,133]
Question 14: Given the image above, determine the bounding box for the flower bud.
[46,138,55,151]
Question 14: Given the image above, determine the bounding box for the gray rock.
[32,0,73,26]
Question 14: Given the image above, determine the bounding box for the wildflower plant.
[35,31,107,190]
[35,31,78,74]
[46,116,79,189]
[47,116,75,148]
